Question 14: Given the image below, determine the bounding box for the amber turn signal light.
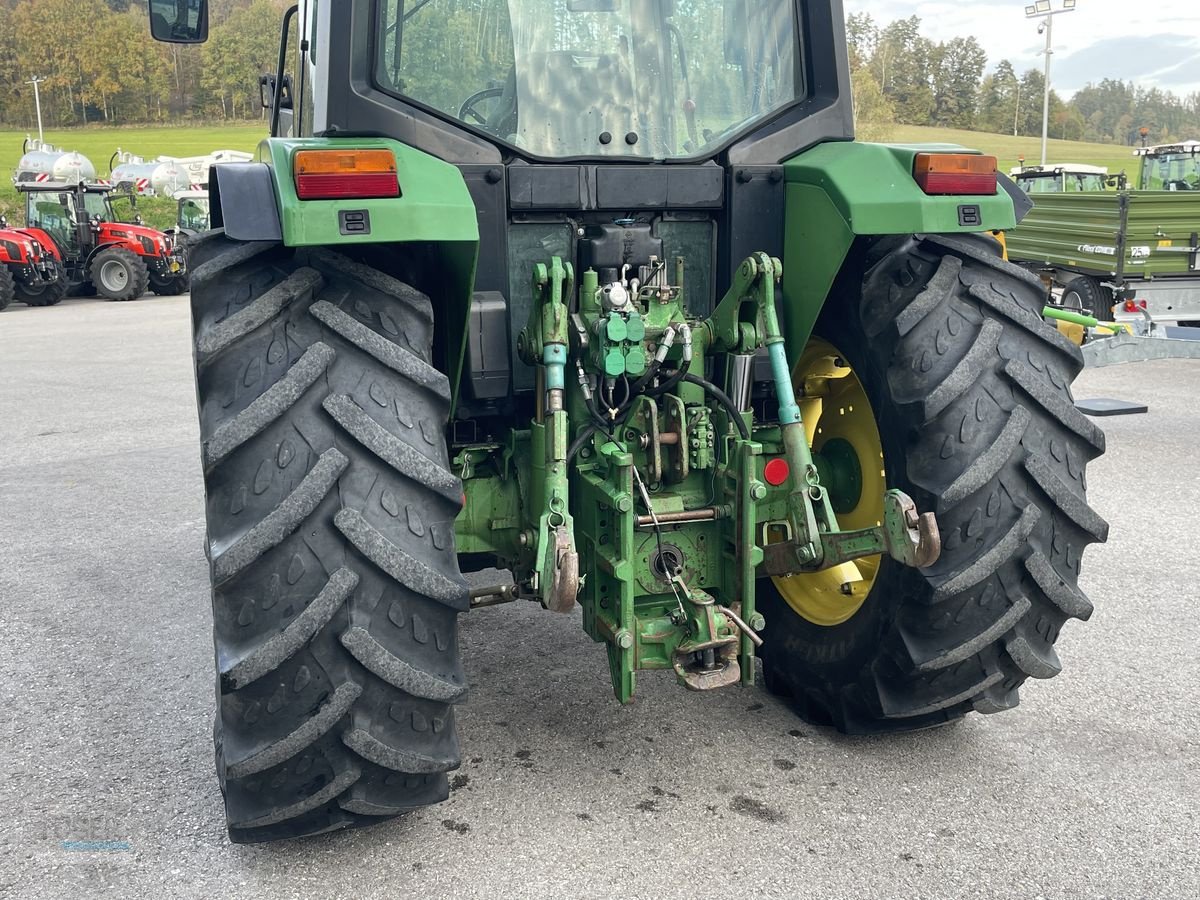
[293,149,400,200]
[913,153,998,196]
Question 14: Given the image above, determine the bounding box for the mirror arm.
[271,5,300,138]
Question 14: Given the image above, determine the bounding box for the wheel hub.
[772,338,885,627]
[101,260,129,292]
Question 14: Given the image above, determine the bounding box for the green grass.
[887,124,1137,178]
[1,123,265,227]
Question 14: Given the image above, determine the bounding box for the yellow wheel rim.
[772,338,886,627]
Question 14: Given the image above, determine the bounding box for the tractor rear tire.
[0,266,13,311]
[90,247,149,301]
[16,259,68,306]
[1061,275,1113,321]
[758,233,1107,734]
[188,231,468,843]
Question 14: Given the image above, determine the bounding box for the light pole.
[1011,74,1022,138]
[26,76,45,144]
[1024,0,1076,166]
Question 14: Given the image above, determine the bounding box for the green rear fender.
[780,142,1018,361]
[258,137,480,407]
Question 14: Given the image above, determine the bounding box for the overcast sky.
[844,1,1200,97]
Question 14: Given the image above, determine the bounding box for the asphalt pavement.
[1,295,1196,899]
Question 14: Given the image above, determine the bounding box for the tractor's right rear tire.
[188,231,468,843]
[758,233,1108,734]
[90,247,149,301]
[0,266,13,311]
[15,259,68,306]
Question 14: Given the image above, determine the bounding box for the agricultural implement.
[149,0,1107,843]
[17,181,187,300]
[1008,142,1200,322]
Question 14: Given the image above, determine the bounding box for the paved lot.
[1,295,1197,899]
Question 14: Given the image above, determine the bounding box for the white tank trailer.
[13,137,98,185]
[162,149,254,188]
[108,148,253,196]
[109,149,192,197]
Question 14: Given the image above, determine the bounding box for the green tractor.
[149,0,1107,843]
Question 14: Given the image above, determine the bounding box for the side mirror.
[0,215,7,229]
[259,73,294,111]
[149,0,209,44]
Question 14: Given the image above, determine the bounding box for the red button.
[764,458,791,487]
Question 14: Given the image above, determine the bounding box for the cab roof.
[1010,164,1109,176]
[16,181,113,193]
[1136,140,1200,156]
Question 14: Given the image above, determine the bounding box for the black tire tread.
[90,246,149,301]
[190,233,467,842]
[0,265,13,310]
[760,233,1106,734]
[15,259,68,306]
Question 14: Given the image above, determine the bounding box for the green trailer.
[1007,142,1200,321]
[145,0,1106,844]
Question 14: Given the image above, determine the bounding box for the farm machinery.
[149,0,1106,843]
[1010,163,1121,194]
[0,214,65,309]
[1008,141,1200,322]
[17,181,187,300]
[13,137,97,185]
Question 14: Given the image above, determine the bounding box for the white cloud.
[844,0,1200,96]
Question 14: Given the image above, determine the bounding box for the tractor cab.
[172,189,210,235]
[22,183,115,255]
[1010,163,1115,194]
[1136,141,1200,191]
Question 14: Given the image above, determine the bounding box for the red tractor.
[16,182,187,301]
[0,214,66,310]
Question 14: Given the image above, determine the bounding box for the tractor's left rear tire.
[15,259,68,306]
[90,247,149,301]
[758,233,1108,734]
[187,231,468,843]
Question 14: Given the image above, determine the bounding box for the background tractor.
[17,181,188,300]
[149,0,1107,844]
[0,213,66,309]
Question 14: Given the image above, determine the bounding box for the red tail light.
[294,149,400,201]
[913,153,998,196]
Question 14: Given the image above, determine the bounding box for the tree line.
[848,13,1200,146]
[0,0,287,127]
[0,1,1196,146]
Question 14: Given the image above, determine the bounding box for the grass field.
[889,124,1137,177]
[0,121,1139,229]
